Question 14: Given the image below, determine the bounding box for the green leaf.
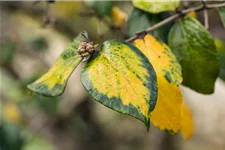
[0,41,16,65]
[128,8,173,42]
[35,94,60,114]
[218,7,225,28]
[81,40,157,130]
[86,1,113,16]
[132,0,180,14]
[22,135,55,150]
[31,37,48,51]
[0,69,26,103]
[215,38,225,81]
[168,17,220,94]
[0,122,24,150]
[27,31,87,96]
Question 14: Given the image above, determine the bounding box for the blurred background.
[0,1,225,150]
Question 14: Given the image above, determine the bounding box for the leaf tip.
[27,82,62,97]
[145,119,150,133]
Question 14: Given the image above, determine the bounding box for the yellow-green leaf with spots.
[81,40,157,130]
[132,0,180,14]
[134,34,183,133]
[27,31,87,96]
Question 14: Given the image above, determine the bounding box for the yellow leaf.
[187,11,197,18]
[112,6,127,28]
[181,103,194,139]
[3,102,22,125]
[27,31,87,96]
[81,40,157,130]
[134,34,183,133]
[215,37,225,52]
[132,0,180,14]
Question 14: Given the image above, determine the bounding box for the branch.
[202,0,209,29]
[126,2,225,42]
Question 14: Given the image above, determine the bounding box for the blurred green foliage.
[0,70,25,103]
[215,38,225,81]
[86,1,113,16]
[31,37,48,52]
[22,135,55,150]
[0,122,24,150]
[128,8,173,42]
[0,41,16,65]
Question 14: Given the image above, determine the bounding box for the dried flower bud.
[80,42,87,47]
[86,44,93,50]
[78,46,82,50]
[77,40,97,58]
[77,48,86,54]
[94,44,98,49]
[88,48,95,53]
[81,52,90,57]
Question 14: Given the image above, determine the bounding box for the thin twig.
[33,0,53,28]
[202,0,209,29]
[202,0,206,8]
[206,2,225,8]
[204,8,209,29]
[126,2,225,42]
[41,1,55,28]
[33,1,41,5]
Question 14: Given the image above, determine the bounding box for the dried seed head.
[77,40,98,58]
[94,44,98,49]
[86,44,93,49]
[77,47,84,52]
[79,44,86,51]
[88,49,93,53]
[80,42,87,47]
[77,48,86,54]
[81,52,90,57]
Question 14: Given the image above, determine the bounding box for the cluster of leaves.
[27,0,225,138]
